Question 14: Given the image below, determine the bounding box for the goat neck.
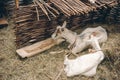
[62,29,77,44]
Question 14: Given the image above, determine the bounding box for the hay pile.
[0,21,120,80]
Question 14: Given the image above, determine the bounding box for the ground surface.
[0,21,120,80]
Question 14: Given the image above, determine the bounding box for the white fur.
[52,21,107,55]
[64,35,104,77]
[79,26,108,43]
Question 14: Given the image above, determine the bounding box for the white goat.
[64,35,104,77]
[52,21,107,55]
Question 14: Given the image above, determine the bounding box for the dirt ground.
[0,21,120,80]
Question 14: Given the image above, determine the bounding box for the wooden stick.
[19,4,37,8]
[50,0,71,16]
[66,0,84,14]
[15,0,19,9]
[16,22,31,27]
[45,3,59,15]
[39,0,58,17]
[61,0,77,15]
[34,0,51,20]
[33,0,40,21]
[15,14,32,20]
[44,4,57,17]
[15,18,33,23]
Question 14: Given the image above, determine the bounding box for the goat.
[52,21,107,55]
[64,35,104,77]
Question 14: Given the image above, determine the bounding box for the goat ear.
[62,21,67,28]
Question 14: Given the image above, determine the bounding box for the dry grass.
[0,21,120,80]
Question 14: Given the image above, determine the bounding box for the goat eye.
[61,28,64,32]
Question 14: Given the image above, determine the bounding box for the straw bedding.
[0,21,120,80]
